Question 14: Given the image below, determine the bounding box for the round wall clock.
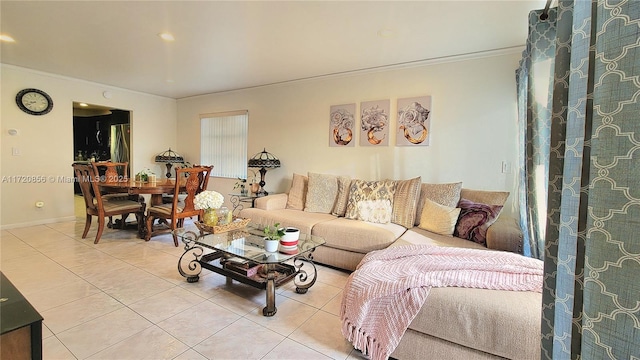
[16,88,54,115]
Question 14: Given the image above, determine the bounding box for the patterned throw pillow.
[391,176,421,228]
[414,182,463,226]
[357,199,393,224]
[304,173,339,213]
[418,198,461,236]
[454,198,503,246]
[286,173,308,210]
[345,179,396,221]
[331,176,352,217]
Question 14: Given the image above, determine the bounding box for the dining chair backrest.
[73,163,102,213]
[92,161,128,182]
[171,165,213,219]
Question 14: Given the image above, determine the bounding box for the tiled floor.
[1,201,365,360]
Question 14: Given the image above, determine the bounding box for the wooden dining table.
[99,178,187,237]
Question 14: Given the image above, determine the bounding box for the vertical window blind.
[200,110,248,179]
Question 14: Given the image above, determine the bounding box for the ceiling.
[1,1,545,99]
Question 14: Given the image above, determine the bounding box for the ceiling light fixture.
[0,34,16,42]
[158,32,175,42]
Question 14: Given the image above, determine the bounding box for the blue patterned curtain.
[518,0,640,358]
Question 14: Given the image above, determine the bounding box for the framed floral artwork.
[329,104,356,147]
[396,96,432,146]
[360,99,390,146]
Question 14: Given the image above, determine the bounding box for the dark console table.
[0,272,43,360]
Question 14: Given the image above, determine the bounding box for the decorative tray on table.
[195,218,251,234]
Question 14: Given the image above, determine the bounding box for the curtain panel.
[518,0,640,359]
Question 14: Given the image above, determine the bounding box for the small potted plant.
[263,222,285,252]
[234,177,248,195]
[135,168,154,182]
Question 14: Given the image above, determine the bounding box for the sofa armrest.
[485,215,524,254]
[254,193,288,210]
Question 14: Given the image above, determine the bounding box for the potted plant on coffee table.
[263,223,285,252]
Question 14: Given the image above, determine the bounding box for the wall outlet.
[501,161,511,174]
[12,147,21,156]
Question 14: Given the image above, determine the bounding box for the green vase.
[203,208,218,226]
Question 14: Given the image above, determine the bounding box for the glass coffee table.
[174,223,325,316]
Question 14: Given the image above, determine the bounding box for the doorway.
[72,102,131,216]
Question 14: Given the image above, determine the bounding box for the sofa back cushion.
[304,172,339,213]
[460,188,510,206]
[391,176,421,228]
[345,179,396,223]
[286,173,308,210]
[414,182,463,226]
[331,176,352,217]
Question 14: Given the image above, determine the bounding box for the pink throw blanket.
[340,245,543,360]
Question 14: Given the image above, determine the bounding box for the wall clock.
[16,88,54,115]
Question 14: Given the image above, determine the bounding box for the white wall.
[177,51,521,215]
[0,65,177,228]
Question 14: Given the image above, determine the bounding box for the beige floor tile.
[43,335,78,360]
[289,310,353,359]
[194,317,285,359]
[263,338,333,360]
[281,280,343,309]
[157,299,241,347]
[322,291,344,316]
[41,292,124,333]
[128,286,207,323]
[24,278,101,312]
[245,296,319,337]
[177,271,229,299]
[100,273,176,305]
[207,287,265,316]
[87,325,188,359]
[56,307,153,359]
[42,324,53,339]
[172,349,209,360]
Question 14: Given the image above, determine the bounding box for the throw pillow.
[331,176,352,217]
[418,198,461,236]
[357,199,393,224]
[391,176,421,228]
[345,179,396,221]
[414,182,463,226]
[454,198,503,246]
[304,172,339,213]
[285,173,308,210]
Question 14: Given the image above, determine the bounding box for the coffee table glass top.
[173,223,325,265]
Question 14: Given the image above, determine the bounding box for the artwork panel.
[396,96,432,146]
[329,103,356,147]
[360,99,390,147]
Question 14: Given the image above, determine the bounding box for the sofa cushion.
[396,229,487,250]
[418,198,461,236]
[345,179,396,221]
[414,182,463,226]
[331,176,352,217]
[391,176,421,228]
[312,217,406,254]
[406,286,542,360]
[286,173,308,210]
[239,208,335,235]
[460,188,509,207]
[304,173,339,213]
[358,199,393,224]
[454,198,503,246]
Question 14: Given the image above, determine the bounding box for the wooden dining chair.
[92,161,128,182]
[73,163,145,244]
[145,165,213,246]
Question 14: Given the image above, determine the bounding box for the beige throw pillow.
[418,198,461,236]
[331,176,352,217]
[391,176,421,228]
[286,173,308,210]
[345,179,396,221]
[414,182,463,226]
[304,173,339,213]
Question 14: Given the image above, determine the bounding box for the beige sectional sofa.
[239,174,541,359]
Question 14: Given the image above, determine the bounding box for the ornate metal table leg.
[263,264,277,316]
[293,250,319,294]
[178,232,204,283]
